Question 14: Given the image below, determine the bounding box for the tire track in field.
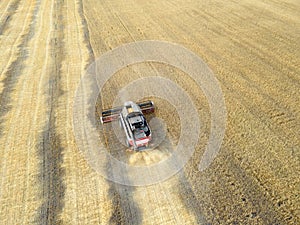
[182,125,288,224]
[0,0,21,35]
[198,154,286,224]
[155,0,300,92]
[162,1,300,92]
[36,0,65,224]
[0,0,34,78]
[154,5,300,145]
[222,152,286,224]
[0,0,39,134]
[230,158,287,224]
[77,0,95,66]
[81,0,144,223]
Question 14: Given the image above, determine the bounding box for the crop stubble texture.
[0,0,299,224]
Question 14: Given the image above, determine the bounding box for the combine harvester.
[101,101,155,151]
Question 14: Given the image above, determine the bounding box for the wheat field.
[0,0,299,224]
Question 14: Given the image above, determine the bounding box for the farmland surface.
[0,0,299,224]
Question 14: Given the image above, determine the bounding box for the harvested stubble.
[0,0,299,224]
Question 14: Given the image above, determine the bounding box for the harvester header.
[100,100,154,124]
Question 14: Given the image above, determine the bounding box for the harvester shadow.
[177,171,209,225]
[101,121,143,225]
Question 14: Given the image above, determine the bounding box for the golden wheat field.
[0,0,299,224]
